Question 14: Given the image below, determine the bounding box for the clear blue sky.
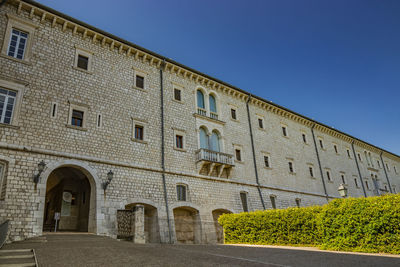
[36,0,400,155]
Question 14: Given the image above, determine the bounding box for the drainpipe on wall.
[380,151,393,193]
[246,94,266,210]
[351,141,367,197]
[310,124,329,202]
[159,59,172,243]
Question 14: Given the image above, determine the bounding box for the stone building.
[0,0,399,243]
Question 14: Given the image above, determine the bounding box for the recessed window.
[177,185,187,201]
[319,139,324,149]
[231,108,237,120]
[235,149,242,161]
[264,156,270,168]
[240,192,248,212]
[134,125,144,140]
[0,162,6,200]
[97,114,102,128]
[357,153,362,161]
[288,161,294,173]
[50,102,58,118]
[176,135,184,149]
[365,180,370,190]
[354,177,359,188]
[77,54,89,70]
[270,195,276,209]
[282,126,287,137]
[309,166,314,177]
[135,75,144,89]
[394,166,398,174]
[334,145,338,154]
[341,174,346,184]
[7,29,28,60]
[302,133,307,143]
[346,149,351,158]
[174,88,181,101]
[258,118,263,129]
[0,88,17,125]
[377,160,381,168]
[386,163,390,172]
[295,198,301,208]
[71,110,84,127]
[326,170,331,181]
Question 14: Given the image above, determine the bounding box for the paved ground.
[1,234,399,267]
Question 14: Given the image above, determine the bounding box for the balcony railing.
[196,149,234,166]
[210,112,218,120]
[197,108,207,117]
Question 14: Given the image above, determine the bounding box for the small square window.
[136,75,144,89]
[177,185,187,201]
[174,88,181,101]
[231,108,237,120]
[302,133,307,143]
[264,156,270,168]
[309,167,314,177]
[258,118,263,129]
[134,125,144,140]
[176,135,184,149]
[282,126,287,137]
[71,110,84,127]
[235,149,242,161]
[77,55,89,70]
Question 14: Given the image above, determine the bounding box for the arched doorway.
[212,209,232,243]
[173,207,201,244]
[43,166,93,232]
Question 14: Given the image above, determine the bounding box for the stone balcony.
[194,108,225,125]
[195,149,234,178]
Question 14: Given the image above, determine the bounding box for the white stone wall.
[0,1,399,242]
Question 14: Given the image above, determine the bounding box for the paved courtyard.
[1,234,399,267]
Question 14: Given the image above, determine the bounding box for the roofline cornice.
[8,0,400,161]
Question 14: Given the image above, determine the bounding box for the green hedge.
[218,194,400,254]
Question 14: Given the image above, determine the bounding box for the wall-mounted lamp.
[102,170,114,190]
[338,184,348,198]
[33,160,46,184]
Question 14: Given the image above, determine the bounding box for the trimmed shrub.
[218,194,400,254]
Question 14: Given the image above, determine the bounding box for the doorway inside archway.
[43,167,92,232]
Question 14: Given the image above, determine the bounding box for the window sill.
[131,138,148,144]
[172,99,184,104]
[258,127,266,132]
[72,66,93,74]
[174,147,187,152]
[282,135,289,139]
[289,172,296,175]
[65,124,88,131]
[1,54,32,65]
[310,176,317,179]
[230,118,239,123]
[327,180,334,183]
[193,113,225,125]
[0,123,20,130]
[264,167,272,170]
[132,86,147,92]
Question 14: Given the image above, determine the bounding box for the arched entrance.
[43,166,93,232]
[212,209,232,243]
[173,206,201,244]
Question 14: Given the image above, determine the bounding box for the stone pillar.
[133,205,145,244]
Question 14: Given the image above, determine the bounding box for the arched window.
[197,90,205,109]
[209,95,217,113]
[210,131,220,152]
[199,127,208,149]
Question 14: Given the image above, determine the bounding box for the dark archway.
[212,209,232,243]
[43,167,91,232]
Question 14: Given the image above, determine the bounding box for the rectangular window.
[174,88,181,101]
[235,149,242,161]
[386,163,390,171]
[334,145,338,154]
[295,198,301,208]
[264,156,270,168]
[358,153,362,161]
[365,180,370,190]
[347,149,351,158]
[231,108,237,120]
[71,110,84,127]
[134,125,144,140]
[354,178,359,188]
[302,133,307,143]
[394,166,397,174]
[309,167,314,177]
[77,55,89,70]
[136,75,144,89]
[258,118,263,129]
[97,114,102,128]
[377,160,381,168]
[7,29,28,60]
[319,139,324,149]
[341,174,346,184]
[0,88,16,124]
[240,192,248,212]
[282,126,287,137]
[288,162,294,173]
[270,195,276,209]
[51,103,57,118]
[326,171,331,181]
[0,163,6,200]
[177,185,186,201]
[176,135,183,149]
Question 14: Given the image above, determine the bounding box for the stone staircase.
[0,248,37,267]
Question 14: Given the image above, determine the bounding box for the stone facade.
[0,0,399,243]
